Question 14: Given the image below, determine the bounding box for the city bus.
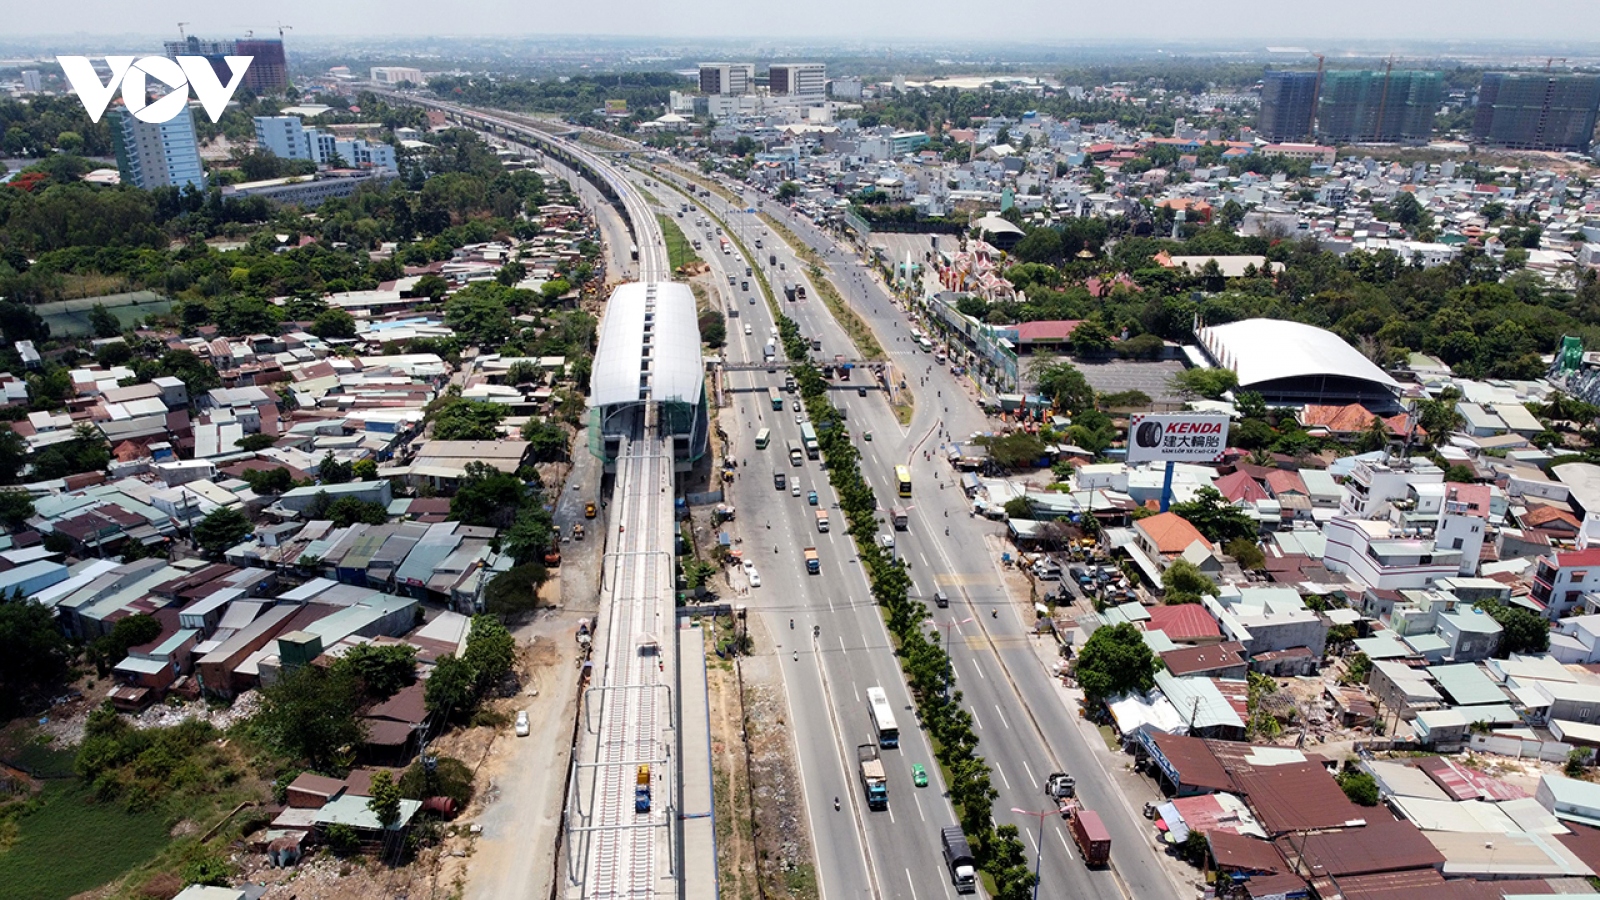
[768,387,783,411]
[800,422,818,459]
[867,686,899,748]
[895,465,913,498]
[755,428,771,451]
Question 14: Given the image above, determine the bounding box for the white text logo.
[57,56,253,124]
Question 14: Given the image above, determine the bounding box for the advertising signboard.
[1126,413,1230,464]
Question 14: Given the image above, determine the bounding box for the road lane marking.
[970,707,983,730]
[995,705,1011,730]
[904,868,920,900]
[1057,826,1076,860]
[994,760,1011,790]
[1025,826,1038,852]
[887,803,895,824]
[1022,759,1036,787]
[915,793,925,823]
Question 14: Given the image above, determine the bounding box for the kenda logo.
[57,55,253,124]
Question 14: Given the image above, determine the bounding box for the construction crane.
[177,21,190,40]
[1309,53,1326,142]
[1546,57,1568,71]
[278,23,293,40]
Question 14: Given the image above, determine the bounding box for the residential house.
[1530,548,1600,620]
[1433,608,1503,661]
[1322,516,1463,591]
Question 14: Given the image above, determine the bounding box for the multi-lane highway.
[640,165,1182,900]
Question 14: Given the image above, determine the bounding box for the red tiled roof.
[1146,604,1223,642]
[1215,470,1271,503]
[1263,469,1307,497]
[1300,403,1380,434]
[1521,505,1580,530]
[1013,320,1082,342]
[1136,512,1212,555]
[1553,548,1600,568]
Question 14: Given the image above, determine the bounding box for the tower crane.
[177,22,190,40]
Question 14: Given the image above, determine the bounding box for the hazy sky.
[8,0,1600,44]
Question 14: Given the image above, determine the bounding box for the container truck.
[804,547,820,574]
[858,744,888,810]
[1068,807,1111,867]
[940,827,976,893]
[815,509,830,533]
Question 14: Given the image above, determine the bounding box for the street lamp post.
[1011,807,1054,900]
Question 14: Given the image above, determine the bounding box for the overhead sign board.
[1126,413,1230,464]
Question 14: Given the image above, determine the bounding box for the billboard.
[604,99,628,114]
[1126,413,1230,464]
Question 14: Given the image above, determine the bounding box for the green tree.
[1224,538,1265,571]
[253,663,364,771]
[451,461,527,529]
[1075,622,1159,702]
[777,181,801,200]
[0,489,35,529]
[1029,359,1095,413]
[430,397,507,441]
[407,273,450,301]
[319,451,353,484]
[521,419,570,462]
[368,769,403,830]
[1475,598,1549,656]
[1169,487,1256,544]
[0,428,28,484]
[0,597,71,716]
[1069,318,1114,355]
[235,433,278,452]
[193,506,251,556]
[1341,652,1373,686]
[311,308,358,340]
[1336,768,1380,806]
[979,432,1048,469]
[351,458,378,480]
[484,563,548,620]
[332,642,418,701]
[88,303,121,339]
[241,466,294,495]
[1003,497,1032,520]
[1169,367,1239,399]
[463,614,516,692]
[90,612,161,674]
[424,653,477,716]
[1354,416,1391,454]
[1161,558,1213,604]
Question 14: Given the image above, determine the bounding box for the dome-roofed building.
[1195,318,1402,408]
[590,281,708,473]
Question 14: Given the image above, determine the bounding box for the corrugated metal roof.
[1156,670,1245,731]
[591,281,703,409]
[1283,816,1444,877]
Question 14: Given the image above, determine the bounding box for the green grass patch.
[0,781,171,900]
[657,214,700,272]
[1097,723,1120,752]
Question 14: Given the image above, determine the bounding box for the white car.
[743,562,762,588]
[515,710,530,737]
[794,413,803,424]
[791,484,801,496]
[878,533,895,550]
[745,324,753,335]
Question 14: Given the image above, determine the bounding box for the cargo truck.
[815,509,829,533]
[1068,807,1111,867]
[940,827,976,894]
[804,547,820,574]
[858,744,888,810]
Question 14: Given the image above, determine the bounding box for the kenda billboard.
[58,56,253,124]
[1126,413,1231,464]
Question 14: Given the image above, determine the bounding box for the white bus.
[867,686,900,748]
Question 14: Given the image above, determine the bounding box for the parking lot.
[1045,356,1189,407]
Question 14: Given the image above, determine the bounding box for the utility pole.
[1011,807,1054,900]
